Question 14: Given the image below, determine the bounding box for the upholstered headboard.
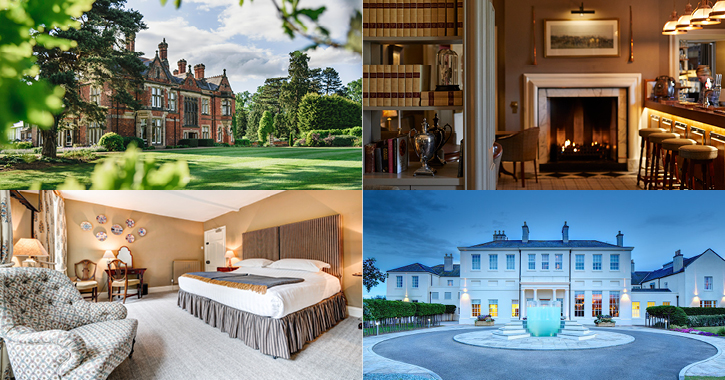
[280,214,342,279]
[242,226,279,262]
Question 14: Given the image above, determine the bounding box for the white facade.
[386,257,461,317]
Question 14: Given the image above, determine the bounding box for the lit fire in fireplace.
[558,140,610,160]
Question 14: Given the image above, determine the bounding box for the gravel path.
[372,327,717,380]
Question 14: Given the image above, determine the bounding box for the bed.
[177,214,347,359]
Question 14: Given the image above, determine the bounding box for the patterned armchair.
[0,268,138,380]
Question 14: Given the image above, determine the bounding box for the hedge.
[297,94,362,133]
[305,128,361,143]
[178,139,199,147]
[98,132,124,152]
[444,304,457,314]
[687,314,725,327]
[122,136,145,149]
[198,139,214,147]
[646,305,689,326]
[235,138,252,147]
[363,299,447,321]
[681,307,725,316]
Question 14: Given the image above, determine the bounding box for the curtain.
[0,191,12,268]
[34,191,67,272]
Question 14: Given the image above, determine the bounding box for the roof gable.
[387,263,438,275]
[462,240,625,249]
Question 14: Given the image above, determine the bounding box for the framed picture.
[544,19,620,58]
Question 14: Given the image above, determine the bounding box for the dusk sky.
[126,0,361,94]
[364,191,724,298]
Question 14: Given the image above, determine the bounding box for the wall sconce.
[572,2,595,16]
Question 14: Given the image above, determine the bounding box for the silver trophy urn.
[411,119,437,176]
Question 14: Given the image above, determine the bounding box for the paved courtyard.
[364,325,724,380]
[453,329,634,350]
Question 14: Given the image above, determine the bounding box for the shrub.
[294,138,306,147]
[143,146,155,150]
[214,142,231,147]
[297,93,362,133]
[444,304,457,314]
[330,135,356,147]
[198,139,214,147]
[178,139,199,147]
[414,302,445,317]
[21,153,37,164]
[33,147,42,154]
[13,142,33,149]
[344,126,362,137]
[681,307,725,316]
[123,136,145,149]
[62,149,97,162]
[647,306,689,326]
[353,137,362,147]
[687,314,725,327]
[594,314,615,324]
[98,132,124,151]
[718,327,725,336]
[477,314,494,322]
[235,138,252,147]
[362,299,446,321]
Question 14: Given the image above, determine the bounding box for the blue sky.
[125,0,361,94]
[363,191,724,298]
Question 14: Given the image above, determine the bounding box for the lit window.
[447,280,453,286]
[472,299,481,317]
[489,254,498,270]
[610,254,619,271]
[592,291,602,317]
[705,276,713,290]
[609,291,620,317]
[431,292,439,300]
[472,254,481,270]
[506,254,515,270]
[169,91,176,111]
[701,300,716,308]
[412,276,419,288]
[202,98,209,115]
[396,276,402,288]
[528,254,535,270]
[647,301,655,310]
[575,254,584,270]
[489,300,498,317]
[152,87,163,108]
[575,291,584,317]
[632,302,640,318]
[512,299,519,317]
[663,301,670,306]
[593,254,602,271]
[555,254,563,270]
[541,254,549,270]
[445,292,451,300]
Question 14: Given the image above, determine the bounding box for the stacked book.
[420,90,462,106]
[364,136,410,174]
[362,0,463,37]
[363,64,431,107]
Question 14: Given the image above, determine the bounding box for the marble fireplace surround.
[523,73,642,171]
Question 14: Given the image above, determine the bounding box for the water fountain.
[525,300,561,337]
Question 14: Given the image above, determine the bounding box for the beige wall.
[11,192,38,244]
[203,191,363,309]
[63,198,204,289]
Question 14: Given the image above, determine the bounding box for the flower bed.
[670,328,723,337]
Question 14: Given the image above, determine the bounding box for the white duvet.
[178,267,341,319]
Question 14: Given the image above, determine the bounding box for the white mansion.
[386,222,725,325]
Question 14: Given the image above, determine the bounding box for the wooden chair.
[108,259,140,304]
[72,259,98,302]
[497,127,540,187]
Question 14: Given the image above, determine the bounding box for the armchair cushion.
[74,281,98,290]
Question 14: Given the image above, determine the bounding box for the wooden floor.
[497,166,640,190]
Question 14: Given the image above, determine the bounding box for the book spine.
[390,0,398,37]
[369,0,377,37]
[430,0,438,37]
[413,65,421,107]
[416,1,424,37]
[420,91,463,98]
[369,65,378,107]
[423,1,432,37]
[387,138,395,174]
[376,65,385,107]
[390,64,399,107]
[397,0,404,38]
[363,0,370,37]
[362,65,370,107]
[398,65,406,108]
[446,0,455,36]
[364,143,375,173]
[374,147,383,172]
[405,65,413,107]
[421,97,462,106]
[377,0,384,37]
[383,65,392,107]
[381,144,389,173]
[383,0,391,37]
[396,136,409,173]
[437,0,446,36]
[457,0,463,36]
[403,0,411,37]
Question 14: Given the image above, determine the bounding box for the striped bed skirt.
[177,289,347,359]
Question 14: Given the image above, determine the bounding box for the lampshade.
[663,8,686,35]
[710,1,725,18]
[677,1,704,29]
[225,250,235,258]
[381,110,398,119]
[691,1,721,25]
[13,238,49,257]
[102,250,115,260]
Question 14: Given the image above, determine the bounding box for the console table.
[105,267,146,300]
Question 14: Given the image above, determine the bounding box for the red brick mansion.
[34,37,235,148]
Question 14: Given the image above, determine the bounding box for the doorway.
[204,226,226,271]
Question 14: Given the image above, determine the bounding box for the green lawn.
[0,147,362,189]
[694,326,725,334]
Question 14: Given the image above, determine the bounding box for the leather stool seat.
[679,145,718,160]
[649,132,680,144]
[661,138,696,151]
[639,128,666,137]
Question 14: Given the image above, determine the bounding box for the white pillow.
[267,258,331,272]
[235,258,274,268]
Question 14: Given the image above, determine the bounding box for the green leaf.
[296,7,326,22]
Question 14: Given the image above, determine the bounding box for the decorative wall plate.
[125,234,135,243]
[138,228,147,237]
[80,221,92,231]
[111,224,123,235]
[96,215,107,224]
[126,219,135,228]
[96,232,107,242]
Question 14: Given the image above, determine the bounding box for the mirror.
[117,246,133,267]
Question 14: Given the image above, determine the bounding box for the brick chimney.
[194,64,205,79]
[616,231,624,247]
[126,33,135,52]
[562,221,569,243]
[522,222,529,243]
[158,38,168,62]
[493,230,507,241]
[673,250,684,273]
[177,59,187,74]
[444,254,453,272]
[631,259,635,273]
[173,69,178,75]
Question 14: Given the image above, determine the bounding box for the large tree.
[281,51,314,136]
[320,67,343,95]
[273,112,290,140]
[344,78,362,104]
[258,111,275,145]
[35,0,147,158]
[363,257,386,293]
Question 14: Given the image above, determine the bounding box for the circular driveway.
[372,327,717,380]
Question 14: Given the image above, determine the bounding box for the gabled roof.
[631,271,650,285]
[636,252,709,283]
[462,240,625,249]
[387,263,438,275]
[430,264,460,277]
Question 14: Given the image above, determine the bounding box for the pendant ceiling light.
[677,1,704,30]
[709,1,725,18]
[664,1,687,34]
[691,0,721,25]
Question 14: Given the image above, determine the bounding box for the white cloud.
[307,45,360,68]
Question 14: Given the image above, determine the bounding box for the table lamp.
[225,250,235,267]
[102,250,115,265]
[13,238,49,267]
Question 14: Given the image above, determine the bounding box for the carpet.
[107,291,362,380]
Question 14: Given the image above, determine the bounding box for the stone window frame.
[151,87,164,109]
[202,98,210,115]
[168,91,177,111]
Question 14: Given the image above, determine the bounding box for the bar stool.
[679,145,718,190]
[647,132,679,190]
[637,128,666,188]
[660,138,696,190]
